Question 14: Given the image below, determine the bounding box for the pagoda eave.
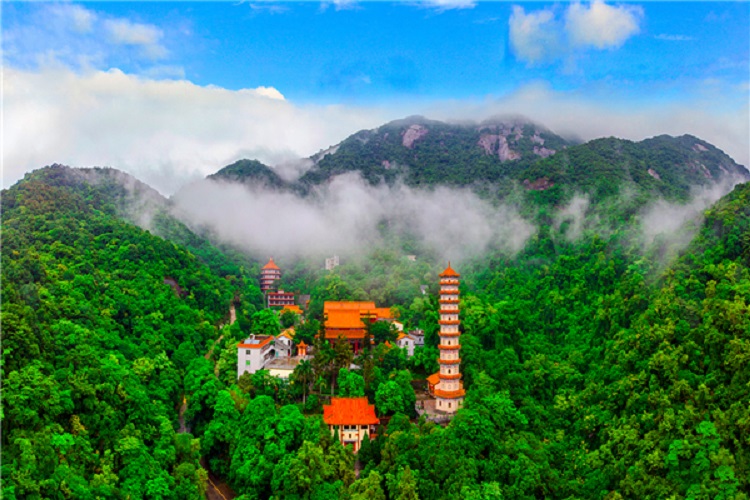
[439,332,460,337]
[438,344,461,350]
[439,373,462,380]
[434,388,466,399]
[438,319,460,325]
[440,358,461,365]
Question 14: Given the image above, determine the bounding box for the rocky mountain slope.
[206,116,749,205]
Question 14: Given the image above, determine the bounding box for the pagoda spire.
[435,262,465,413]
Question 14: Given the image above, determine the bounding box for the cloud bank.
[6,67,748,197]
[3,67,388,194]
[171,173,534,263]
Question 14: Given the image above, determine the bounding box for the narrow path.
[179,302,238,496]
[202,458,237,500]
[229,303,236,325]
[178,397,189,434]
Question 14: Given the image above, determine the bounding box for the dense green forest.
[2,140,749,500]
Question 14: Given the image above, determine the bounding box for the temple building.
[323,397,379,453]
[267,290,295,308]
[323,301,395,353]
[282,304,304,315]
[260,258,281,293]
[428,264,465,413]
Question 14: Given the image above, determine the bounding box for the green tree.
[337,368,365,397]
[375,381,404,416]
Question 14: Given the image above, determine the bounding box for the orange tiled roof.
[323,397,379,426]
[262,258,280,270]
[297,340,307,347]
[324,301,376,312]
[277,327,295,340]
[283,305,303,314]
[439,262,460,278]
[365,307,395,319]
[325,328,366,340]
[325,309,365,329]
[434,387,466,399]
[237,335,274,349]
[426,372,440,386]
[324,302,395,322]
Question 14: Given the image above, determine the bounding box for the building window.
[448,402,452,409]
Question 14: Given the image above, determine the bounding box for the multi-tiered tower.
[260,258,281,293]
[436,263,465,413]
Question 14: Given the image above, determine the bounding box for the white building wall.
[237,342,274,378]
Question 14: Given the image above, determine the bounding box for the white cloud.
[104,19,167,59]
[509,6,561,64]
[420,0,476,11]
[565,0,642,49]
[171,173,533,262]
[509,1,642,64]
[50,4,96,33]
[3,67,387,195]
[423,82,749,170]
[4,68,747,198]
[655,34,694,42]
[248,3,290,14]
[3,3,175,70]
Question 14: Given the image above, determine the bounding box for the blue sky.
[3,1,749,193]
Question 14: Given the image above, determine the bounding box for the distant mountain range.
[206,116,749,203]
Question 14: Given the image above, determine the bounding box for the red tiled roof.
[262,258,280,270]
[323,397,379,425]
[439,262,460,278]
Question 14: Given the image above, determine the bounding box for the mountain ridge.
[205,117,748,205]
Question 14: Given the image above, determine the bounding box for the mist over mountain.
[206,116,748,195]
[171,116,749,265]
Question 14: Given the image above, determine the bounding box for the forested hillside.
[2,143,749,499]
[0,169,245,498]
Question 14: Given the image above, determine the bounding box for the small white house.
[396,332,416,357]
[237,335,275,378]
[275,328,295,358]
[410,329,425,348]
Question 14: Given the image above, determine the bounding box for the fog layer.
[171,172,535,264]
